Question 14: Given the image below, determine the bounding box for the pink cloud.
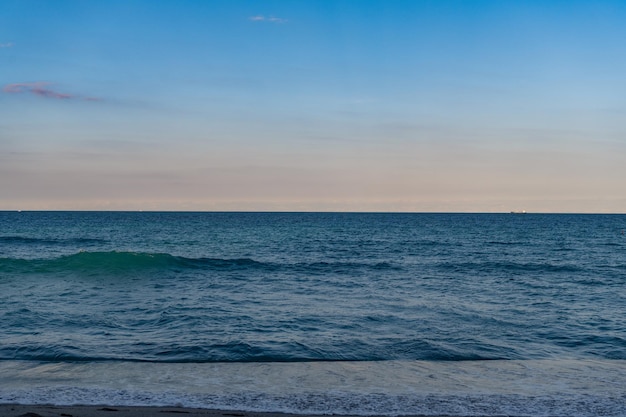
[3,82,99,101]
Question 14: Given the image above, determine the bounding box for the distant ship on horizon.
[510,210,527,214]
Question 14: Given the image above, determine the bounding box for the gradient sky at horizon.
[1,0,625,212]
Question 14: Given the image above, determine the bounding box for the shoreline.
[0,405,442,417]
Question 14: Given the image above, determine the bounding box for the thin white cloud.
[249,15,287,24]
[0,42,14,48]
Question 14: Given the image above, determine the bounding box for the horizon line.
[2,209,625,215]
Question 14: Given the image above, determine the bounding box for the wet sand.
[0,405,441,417]
[1,405,297,417]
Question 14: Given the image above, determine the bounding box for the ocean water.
[1,211,625,416]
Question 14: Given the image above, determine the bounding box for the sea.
[1,211,625,416]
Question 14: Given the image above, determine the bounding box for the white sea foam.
[1,360,625,416]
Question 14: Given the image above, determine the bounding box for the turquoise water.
[1,211,625,415]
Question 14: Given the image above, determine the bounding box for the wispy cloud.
[0,42,14,48]
[4,82,72,99]
[3,82,101,101]
[249,15,287,24]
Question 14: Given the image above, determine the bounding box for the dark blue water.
[1,211,625,416]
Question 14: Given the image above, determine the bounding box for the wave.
[0,235,106,245]
[293,261,402,275]
[3,360,626,416]
[4,388,626,417]
[436,260,584,274]
[0,339,503,363]
[0,251,401,277]
[0,251,268,276]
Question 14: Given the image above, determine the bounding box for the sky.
[1,0,625,212]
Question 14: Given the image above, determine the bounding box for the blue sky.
[1,0,625,212]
